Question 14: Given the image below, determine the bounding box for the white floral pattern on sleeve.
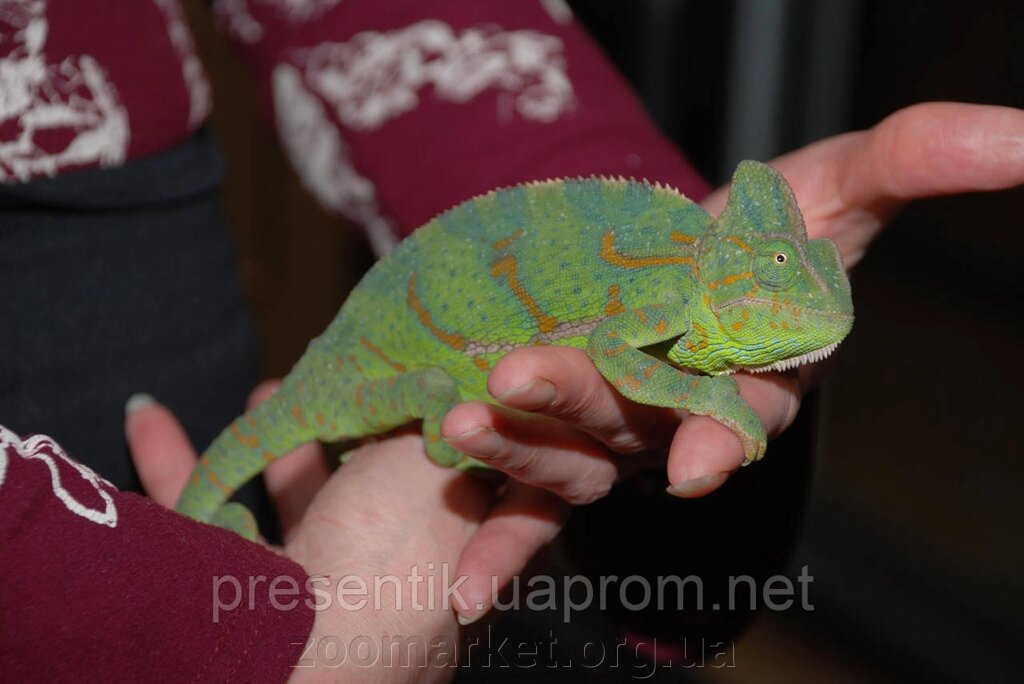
[296,20,575,131]
[272,63,397,255]
[215,0,343,44]
[0,0,130,181]
[0,425,119,528]
[151,0,212,128]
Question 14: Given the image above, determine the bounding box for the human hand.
[126,384,492,684]
[440,102,1024,620]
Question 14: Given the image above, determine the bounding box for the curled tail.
[175,384,318,539]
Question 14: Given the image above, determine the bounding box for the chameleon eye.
[754,240,798,289]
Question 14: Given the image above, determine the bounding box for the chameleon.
[176,160,854,539]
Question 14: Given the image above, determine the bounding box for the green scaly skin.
[176,161,854,539]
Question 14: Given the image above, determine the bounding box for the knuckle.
[780,392,802,434]
[603,430,649,454]
[763,389,800,438]
[507,443,543,478]
[547,371,606,421]
[559,463,615,505]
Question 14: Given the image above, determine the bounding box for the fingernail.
[125,393,156,417]
[457,611,482,626]
[666,472,730,498]
[457,601,488,626]
[495,379,557,410]
[446,427,503,459]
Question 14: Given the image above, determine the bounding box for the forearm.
[0,425,313,682]
[216,0,709,246]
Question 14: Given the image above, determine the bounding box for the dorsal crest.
[717,161,807,240]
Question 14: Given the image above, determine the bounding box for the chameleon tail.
[175,386,318,540]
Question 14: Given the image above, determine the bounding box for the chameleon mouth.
[740,340,842,374]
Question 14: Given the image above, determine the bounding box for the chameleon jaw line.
[740,340,842,374]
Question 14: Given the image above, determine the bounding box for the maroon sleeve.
[0,426,314,683]
[214,0,709,250]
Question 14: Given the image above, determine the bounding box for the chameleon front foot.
[588,305,767,463]
[691,392,767,463]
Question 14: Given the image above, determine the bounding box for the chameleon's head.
[670,161,854,375]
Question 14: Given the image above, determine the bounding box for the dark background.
[184,0,1022,681]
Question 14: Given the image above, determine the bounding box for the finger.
[485,346,680,454]
[442,401,622,505]
[124,394,197,507]
[706,103,1024,265]
[453,482,570,625]
[666,371,802,497]
[246,381,330,541]
[245,381,281,408]
[784,104,1023,264]
[836,103,1024,208]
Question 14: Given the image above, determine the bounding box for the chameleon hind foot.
[351,367,476,469]
[212,502,259,541]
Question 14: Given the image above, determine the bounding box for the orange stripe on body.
[493,229,524,250]
[615,374,643,391]
[600,232,699,275]
[490,255,559,333]
[359,337,408,373]
[605,285,625,316]
[725,236,756,254]
[604,343,631,357]
[230,424,260,449]
[709,271,754,291]
[670,231,698,244]
[206,470,232,494]
[686,322,710,352]
[407,274,467,350]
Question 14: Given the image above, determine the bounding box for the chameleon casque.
[176,161,854,538]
